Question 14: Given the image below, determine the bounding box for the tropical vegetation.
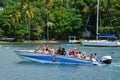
[0,0,120,41]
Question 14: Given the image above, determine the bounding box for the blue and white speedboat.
[15,50,112,65]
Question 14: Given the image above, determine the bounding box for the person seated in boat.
[93,53,100,62]
[71,48,75,55]
[49,47,55,54]
[45,45,49,51]
[71,48,78,56]
[76,51,82,59]
[82,51,87,59]
[93,53,98,59]
[90,53,93,61]
[35,46,41,53]
[42,46,49,54]
[68,51,73,57]
[56,47,62,55]
[90,53,99,62]
[61,48,66,55]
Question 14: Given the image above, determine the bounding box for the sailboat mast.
[96,0,99,40]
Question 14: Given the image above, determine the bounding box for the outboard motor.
[101,56,112,64]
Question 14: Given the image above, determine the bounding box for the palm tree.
[20,0,35,40]
[10,10,21,40]
[46,0,54,40]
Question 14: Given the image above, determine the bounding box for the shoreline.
[0,40,68,44]
[0,40,120,44]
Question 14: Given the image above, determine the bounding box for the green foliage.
[0,0,120,41]
[16,30,26,41]
[0,29,4,37]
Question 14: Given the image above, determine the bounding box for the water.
[0,43,120,80]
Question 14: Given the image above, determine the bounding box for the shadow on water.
[16,61,59,67]
[16,60,97,68]
[16,61,40,65]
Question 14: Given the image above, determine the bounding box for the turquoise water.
[0,43,120,80]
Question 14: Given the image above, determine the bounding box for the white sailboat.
[81,39,120,47]
[81,0,120,47]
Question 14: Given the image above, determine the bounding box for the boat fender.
[51,55,56,62]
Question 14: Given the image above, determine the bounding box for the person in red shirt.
[71,48,78,55]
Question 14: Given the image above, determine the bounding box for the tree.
[0,0,120,41]
[20,0,35,40]
[45,0,54,40]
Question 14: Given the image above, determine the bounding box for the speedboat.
[15,50,112,65]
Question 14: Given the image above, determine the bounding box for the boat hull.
[15,50,94,65]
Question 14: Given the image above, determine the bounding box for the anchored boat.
[81,40,120,47]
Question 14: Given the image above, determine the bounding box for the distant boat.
[15,50,112,65]
[81,33,120,47]
[81,40,120,47]
[69,36,78,43]
[81,0,120,47]
[0,6,4,10]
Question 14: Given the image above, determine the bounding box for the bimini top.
[97,33,118,40]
